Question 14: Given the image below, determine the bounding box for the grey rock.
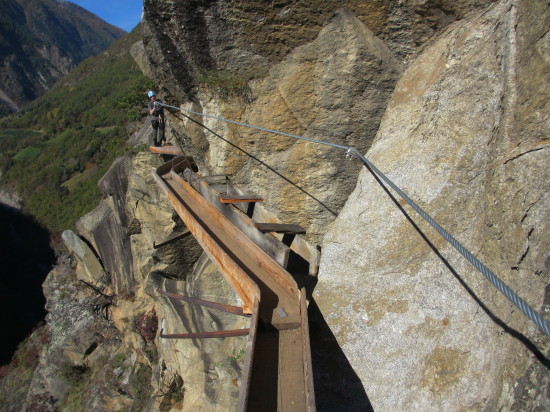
[61,230,106,285]
[78,156,135,295]
[317,0,549,410]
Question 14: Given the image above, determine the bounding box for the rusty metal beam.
[158,290,249,316]
[160,328,250,339]
[237,298,260,411]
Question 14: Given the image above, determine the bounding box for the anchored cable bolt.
[346,147,362,162]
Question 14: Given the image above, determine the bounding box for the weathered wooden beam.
[249,204,321,277]
[300,288,316,412]
[160,328,250,339]
[203,175,228,185]
[149,145,183,156]
[168,170,300,329]
[256,223,306,247]
[226,183,251,214]
[255,223,306,235]
[278,328,307,409]
[151,169,261,315]
[155,155,192,177]
[219,194,263,203]
[172,157,195,174]
[158,290,249,316]
[184,170,290,269]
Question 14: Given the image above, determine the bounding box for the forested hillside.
[0,25,153,232]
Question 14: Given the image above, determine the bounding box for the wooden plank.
[293,237,321,277]
[209,183,228,194]
[300,288,316,412]
[149,145,183,155]
[183,170,290,269]
[168,171,300,329]
[247,330,280,411]
[255,223,306,235]
[251,205,321,276]
[219,194,263,203]
[151,171,260,314]
[226,182,250,214]
[172,157,194,174]
[278,328,306,411]
[237,298,260,412]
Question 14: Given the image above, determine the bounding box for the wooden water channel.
[151,151,317,411]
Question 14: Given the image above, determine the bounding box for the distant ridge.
[0,0,126,116]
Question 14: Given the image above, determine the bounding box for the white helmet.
[148,91,156,98]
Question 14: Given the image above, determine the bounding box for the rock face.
[141,0,497,97]
[0,189,22,208]
[151,257,248,411]
[61,230,107,287]
[184,9,401,244]
[77,157,135,295]
[316,0,549,410]
[144,7,403,244]
[3,0,548,411]
[139,1,498,245]
[3,121,247,411]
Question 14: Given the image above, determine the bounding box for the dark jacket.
[148,99,164,121]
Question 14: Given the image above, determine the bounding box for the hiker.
[148,91,165,147]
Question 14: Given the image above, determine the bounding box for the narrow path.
[152,156,315,411]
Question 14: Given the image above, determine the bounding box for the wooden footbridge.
[151,149,317,411]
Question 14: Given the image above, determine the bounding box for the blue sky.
[68,0,143,32]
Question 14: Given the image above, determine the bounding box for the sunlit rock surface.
[317,0,549,410]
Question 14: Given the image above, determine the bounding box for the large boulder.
[77,156,135,295]
[316,0,549,410]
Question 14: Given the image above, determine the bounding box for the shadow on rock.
[308,298,373,411]
[0,204,55,365]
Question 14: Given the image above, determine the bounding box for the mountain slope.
[0,25,153,232]
[0,0,126,116]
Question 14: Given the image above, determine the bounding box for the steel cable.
[349,149,550,337]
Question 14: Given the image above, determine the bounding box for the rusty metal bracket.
[158,290,250,317]
[160,328,250,339]
[153,230,191,249]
